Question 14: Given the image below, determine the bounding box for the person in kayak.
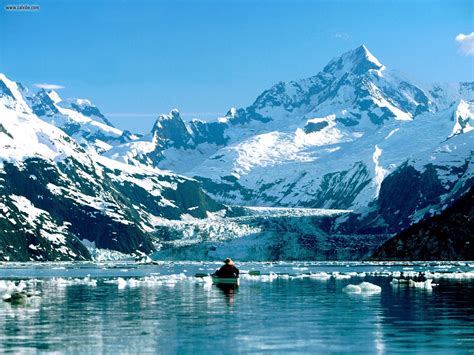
[414,272,427,282]
[215,257,239,278]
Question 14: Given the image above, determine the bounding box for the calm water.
[0,261,473,354]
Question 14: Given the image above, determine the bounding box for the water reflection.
[215,284,238,305]
[0,265,472,353]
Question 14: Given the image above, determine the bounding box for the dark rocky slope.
[372,187,474,260]
[0,156,223,262]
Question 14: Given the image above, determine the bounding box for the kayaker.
[215,257,239,278]
[413,272,426,282]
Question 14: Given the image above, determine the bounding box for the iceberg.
[343,281,382,294]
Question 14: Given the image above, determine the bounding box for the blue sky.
[1,0,473,132]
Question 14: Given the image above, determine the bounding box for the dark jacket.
[215,264,239,278]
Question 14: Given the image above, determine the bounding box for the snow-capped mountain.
[105,109,227,171]
[106,46,473,235]
[0,73,223,261]
[1,45,472,262]
[21,85,136,153]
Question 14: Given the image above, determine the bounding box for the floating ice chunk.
[117,278,141,288]
[26,279,42,287]
[332,272,351,279]
[0,280,26,298]
[358,282,382,293]
[430,272,474,280]
[195,276,213,284]
[409,279,434,289]
[390,278,410,285]
[0,280,31,302]
[117,277,128,289]
[114,274,192,288]
[343,282,381,294]
[127,278,140,287]
[241,272,278,282]
[260,272,278,282]
[309,272,331,280]
[343,284,362,293]
[48,277,97,286]
[387,271,474,281]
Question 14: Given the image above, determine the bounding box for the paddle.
[195,273,209,278]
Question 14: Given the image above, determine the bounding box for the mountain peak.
[0,73,33,114]
[355,44,381,62]
[58,97,112,125]
[151,109,193,149]
[152,109,184,133]
[46,90,62,104]
[323,45,384,76]
[61,98,93,108]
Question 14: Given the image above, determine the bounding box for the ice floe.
[391,278,435,289]
[0,280,26,300]
[408,279,434,289]
[343,282,382,294]
[110,274,192,289]
[47,277,97,287]
[241,272,279,282]
[0,280,40,302]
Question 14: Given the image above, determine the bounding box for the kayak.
[211,276,240,285]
